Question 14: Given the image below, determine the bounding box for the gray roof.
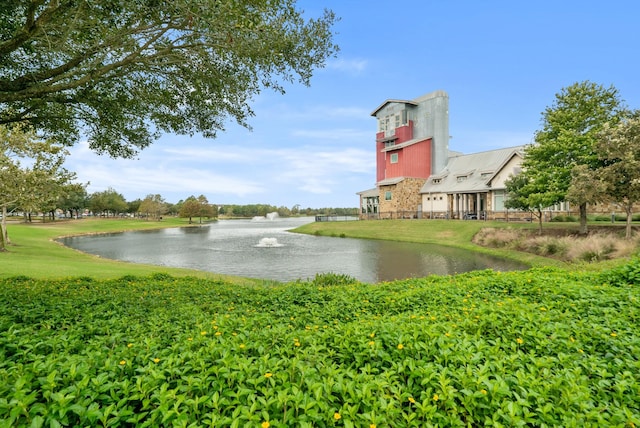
[370,89,448,117]
[356,188,379,197]
[377,177,405,186]
[420,145,525,194]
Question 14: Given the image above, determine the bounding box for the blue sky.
[64,0,640,208]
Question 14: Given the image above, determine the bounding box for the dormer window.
[432,178,441,184]
[456,176,467,182]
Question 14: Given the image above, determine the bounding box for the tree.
[179,195,215,223]
[179,196,201,224]
[0,1,338,157]
[138,194,167,220]
[594,114,640,239]
[58,183,88,218]
[504,173,556,234]
[89,188,127,217]
[522,81,626,234]
[0,124,74,249]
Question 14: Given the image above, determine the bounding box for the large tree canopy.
[594,113,640,239]
[0,0,338,157]
[519,81,626,233]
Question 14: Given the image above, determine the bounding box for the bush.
[309,272,359,286]
[600,257,640,286]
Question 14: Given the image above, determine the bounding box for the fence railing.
[358,211,576,221]
[315,215,360,222]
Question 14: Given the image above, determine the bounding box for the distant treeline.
[218,204,358,218]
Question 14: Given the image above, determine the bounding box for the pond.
[59,216,527,283]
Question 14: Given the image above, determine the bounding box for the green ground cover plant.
[1,266,639,427]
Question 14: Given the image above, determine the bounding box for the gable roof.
[370,99,418,117]
[420,146,525,194]
[370,89,448,117]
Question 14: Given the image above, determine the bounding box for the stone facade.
[378,178,426,218]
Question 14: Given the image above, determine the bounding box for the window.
[457,176,467,182]
[385,191,392,201]
[390,153,398,163]
[385,141,395,148]
[432,178,441,184]
[494,191,505,211]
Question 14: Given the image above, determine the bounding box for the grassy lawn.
[0,217,260,284]
[293,219,569,269]
[2,216,630,281]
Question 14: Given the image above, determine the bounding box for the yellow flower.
[262,422,270,428]
[369,332,375,338]
[516,337,524,345]
[127,343,133,348]
[153,358,160,363]
[264,372,273,378]
[370,425,376,428]
[200,331,207,336]
[334,412,341,420]
[433,393,439,401]
[187,337,193,341]
[239,344,246,349]
[294,341,301,347]
[610,332,618,337]
[215,331,222,336]
[408,397,416,404]
[539,307,547,311]
[481,389,487,395]
[369,341,375,346]
[397,344,404,350]
[119,360,126,365]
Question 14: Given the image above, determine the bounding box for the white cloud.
[325,58,369,75]
[290,128,371,141]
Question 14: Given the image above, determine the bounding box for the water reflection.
[59,217,527,283]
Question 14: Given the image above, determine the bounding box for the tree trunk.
[625,203,633,240]
[579,203,588,235]
[536,209,543,235]
[0,206,10,250]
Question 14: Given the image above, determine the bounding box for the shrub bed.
[1,267,639,427]
[474,227,640,262]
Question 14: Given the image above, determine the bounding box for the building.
[358,90,449,219]
[359,90,639,221]
[419,146,526,220]
[358,90,536,220]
